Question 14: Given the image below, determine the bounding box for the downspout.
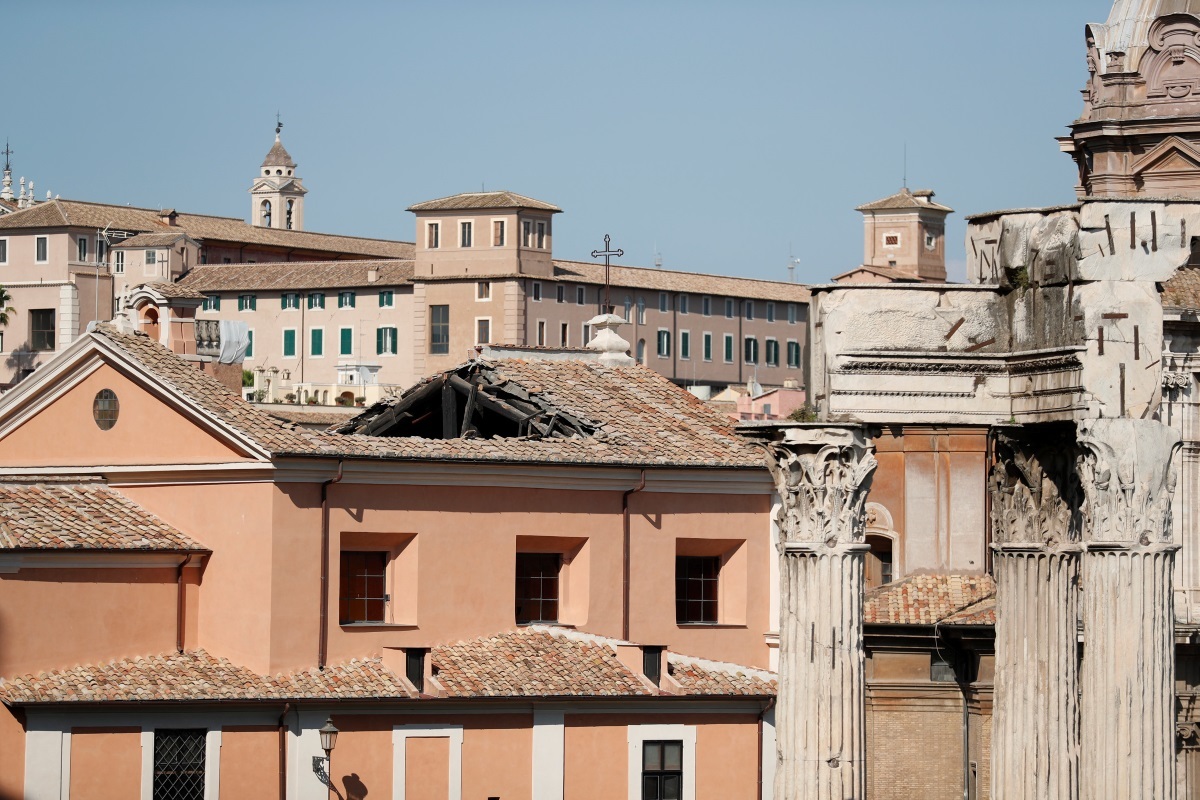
[318,461,345,669]
[757,696,776,800]
[278,702,293,800]
[621,470,647,641]
[176,554,195,653]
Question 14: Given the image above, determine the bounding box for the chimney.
[367,267,379,283]
[159,208,179,226]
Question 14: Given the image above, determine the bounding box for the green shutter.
[389,328,397,354]
[312,329,323,356]
[245,331,254,358]
[376,327,384,354]
[283,330,295,357]
[340,328,352,355]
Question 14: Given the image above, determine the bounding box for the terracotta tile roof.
[265,409,360,427]
[178,260,413,292]
[114,232,195,248]
[550,260,811,303]
[133,281,208,301]
[1163,266,1200,309]
[667,654,776,696]
[855,188,953,213]
[275,660,413,699]
[0,199,413,259]
[0,477,205,551]
[407,191,561,213]
[261,137,295,168]
[832,265,924,283]
[864,574,996,626]
[939,597,997,626]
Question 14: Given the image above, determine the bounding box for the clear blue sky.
[12,0,1106,283]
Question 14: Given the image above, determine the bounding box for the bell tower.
[249,118,307,230]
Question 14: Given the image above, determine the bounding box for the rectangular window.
[476,318,491,344]
[766,338,780,367]
[678,295,689,315]
[642,740,684,800]
[145,249,156,265]
[787,340,801,368]
[560,322,569,346]
[0,238,7,264]
[523,220,533,247]
[679,330,690,360]
[537,320,547,346]
[281,292,300,310]
[77,236,88,262]
[676,556,719,624]
[766,302,776,323]
[477,281,491,301]
[460,220,473,247]
[340,327,353,356]
[637,299,646,325]
[702,296,711,317]
[238,294,256,311]
[245,330,254,358]
[339,551,388,624]
[556,285,565,304]
[30,309,55,351]
[379,290,394,307]
[536,221,547,249]
[430,305,450,354]
[515,552,561,624]
[724,298,734,319]
[744,301,754,321]
[426,222,440,249]
[788,303,797,324]
[703,332,712,362]
[114,251,125,273]
[724,334,734,363]
[283,329,296,358]
[659,293,669,313]
[97,239,107,263]
[531,281,542,302]
[35,236,48,263]
[744,336,759,364]
[310,328,324,357]
[307,292,325,310]
[493,219,506,246]
[582,323,591,343]
[202,294,220,312]
[376,326,398,355]
[153,728,207,800]
[576,286,585,305]
[338,291,356,308]
[657,328,671,358]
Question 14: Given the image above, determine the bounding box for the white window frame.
[378,325,398,357]
[426,221,441,249]
[35,235,48,264]
[338,290,356,309]
[339,325,355,357]
[536,319,547,346]
[282,292,300,311]
[492,218,506,247]
[703,331,713,362]
[476,281,492,302]
[238,294,256,312]
[679,329,690,360]
[309,326,325,358]
[536,220,547,249]
[113,250,125,274]
[724,333,735,364]
[0,237,9,265]
[522,219,533,248]
[883,231,902,248]
[766,337,780,367]
[657,327,670,358]
[475,316,492,345]
[627,724,697,800]
[459,219,473,248]
[393,725,464,800]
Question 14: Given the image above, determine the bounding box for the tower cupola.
[249,119,307,230]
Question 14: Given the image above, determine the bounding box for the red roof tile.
[864,574,996,626]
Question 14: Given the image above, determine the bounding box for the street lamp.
[312,717,340,797]
[319,717,339,755]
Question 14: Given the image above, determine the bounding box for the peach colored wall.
[69,727,141,800]
[0,707,25,799]
[0,567,178,677]
[406,736,450,800]
[121,482,281,673]
[564,713,761,800]
[220,726,281,800]
[329,719,393,800]
[422,279,503,374]
[0,362,251,467]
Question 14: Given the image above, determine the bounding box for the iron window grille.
[676,555,719,624]
[642,740,683,800]
[340,551,388,624]
[153,728,206,800]
[515,552,561,624]
[93,389,119,431]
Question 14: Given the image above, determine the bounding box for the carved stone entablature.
[1076,419,1182,545]
[764,426,877,551]
[836,353,1082,378]
[990,425,1082,548]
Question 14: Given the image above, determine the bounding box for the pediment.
[1131,136,1200,176]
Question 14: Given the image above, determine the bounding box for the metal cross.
[275,112,283,136]
[590,234,623,313]
[1,140,12,172]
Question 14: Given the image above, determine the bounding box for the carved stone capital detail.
[765,426,877,549]
[990,425,1082,549]
[1076,419,1182,546]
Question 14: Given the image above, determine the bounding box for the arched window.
[260,199,272,227]
[636,297,646,325]
[623,296,632,322]
[865,534,894,589]
[286,199,295,230]
[636,338,646,364]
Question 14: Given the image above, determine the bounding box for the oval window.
[93,389,119,431]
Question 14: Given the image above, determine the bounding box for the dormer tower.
[855,188,953,282]
[249,123,307,230]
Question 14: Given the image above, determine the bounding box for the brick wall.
[867,688,964,799]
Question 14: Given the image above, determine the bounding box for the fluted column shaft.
[764,425,876,800]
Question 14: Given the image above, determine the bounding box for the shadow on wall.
[341,773,369,800]
[5,343,39,385]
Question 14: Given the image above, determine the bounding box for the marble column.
[989,426,1082,800]
[1077,418,1182,800]
[764,425,876,800]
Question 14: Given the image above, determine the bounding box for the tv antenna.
[788,246,800,284]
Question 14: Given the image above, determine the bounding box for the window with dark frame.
[153,728,207,800]
[493,220,506,246]
[642,740,683,800]
[77,236,88,262]
[676,555,719,624]
[339,551,388,624]
[35,236,48,262]
[430,305,450,354]
[460,220,473,247]
[515,552,561,624]
[379,290,395,307]
[30,309,55,351]
[557,285,565,304]
[744,336,759,365]
[427,222,440,249]
[0,238,8,264]
[523,220,533,247]
[114,251,125,273]
[536,220,547,249]
[338,290,356,308]
[477,281,491,300]
[476,318,491,344]
[93,389,119,431]
[576,286,585,305]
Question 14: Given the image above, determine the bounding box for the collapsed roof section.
[336,361,599,441]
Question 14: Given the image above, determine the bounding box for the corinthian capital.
[1076,419,1181,546]
[990,424,1082,549]
[764,425,877,549]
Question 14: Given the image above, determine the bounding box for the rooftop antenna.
[788,245,800,284]
[653,243,663,268]
[903,141,908,189]
[2,139,12,172]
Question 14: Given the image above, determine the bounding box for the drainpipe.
[318,461,345,669]
[278,702,292,800]
[757,696,776,800]
[622,470,647,641]
[176,554,195,653]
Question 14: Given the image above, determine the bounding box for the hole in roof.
[336,363,597,441]
[93,389,119,431]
